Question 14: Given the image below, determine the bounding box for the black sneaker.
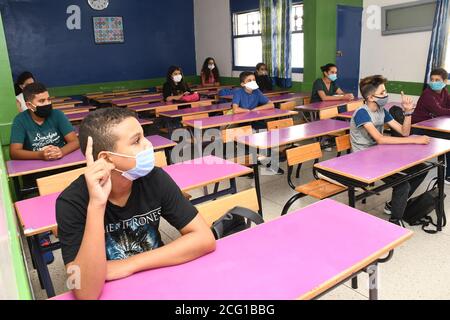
[445,178,450,185]
[389,218,405,228]
[383,202,392,215]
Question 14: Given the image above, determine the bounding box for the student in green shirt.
[10,83,79,160]
[310,63,355,103]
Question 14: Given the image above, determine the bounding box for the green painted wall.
[302,0,363,92]
[0,14,31,299]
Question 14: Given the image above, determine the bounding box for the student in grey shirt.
[350,75,430,227]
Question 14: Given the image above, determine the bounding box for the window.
[381,0,436,36]
[232,10,262,69]
[291,3,304,71]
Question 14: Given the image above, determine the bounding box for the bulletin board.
[93,16,125,44]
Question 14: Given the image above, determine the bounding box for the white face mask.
[173,75,182,83]
[208,64,215,70]
[244,81,259,91]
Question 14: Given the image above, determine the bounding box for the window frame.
[231,9,263,71]
[291,1,304,73]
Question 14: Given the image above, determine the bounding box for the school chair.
[335,134,351,157]
[36,167,86,236]
[281,142,347,216]
[212,126,255,194]
[182,113,209,127]
[195,188,260,227]
[266,118,294,131]
[346,100,364,112]
[279,101,296,111]
[266,118,295,163]
[155,105,179,134]
[319,107,339,120]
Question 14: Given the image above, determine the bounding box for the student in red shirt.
[412,68,450,183]
[413,68,450,124]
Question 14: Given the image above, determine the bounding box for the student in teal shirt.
[10,83,79,161]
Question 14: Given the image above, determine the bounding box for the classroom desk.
[85,89,150,101]
[182,108,297,130]
[296,98,363,121]
[314,137,450,231]
[268,92,310,104]
[50,199,412,300]
[7,135,173,199]
[60,106,96,114]
[337,102,398,120]
[412,116,450,134]
[112,95,173,107]
[15,155,253,298]
[219,89,293,101]
[128,99,215,113]
[65,111,153,127]
[53,99,83,108]
[236,119,350,150]
[94,93,160,104]
[158,103,232,135]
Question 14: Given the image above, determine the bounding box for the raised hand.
[401,91,415,112]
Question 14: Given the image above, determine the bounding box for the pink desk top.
[338,102,398,119]
[51,199,412,300]
[6,136,174,177]
[269,92,310,103]
[183,109,297,129]
[158,103,231,118]
[112,95,164,106]
[53,99,83,107]
[236,119,350,149]
[315,137,450,184]
[296,98,363,112]
[15,156,250,237]
[413,116,450,134]
[161,155,252,191]
[7,149,86,178]
[129,99,214,113]
[66,111,89,122]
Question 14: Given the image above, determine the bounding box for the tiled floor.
[26,145,450,300]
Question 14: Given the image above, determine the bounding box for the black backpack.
[211,206,264,239]
[403,178,447,234]
[389,105,405,137]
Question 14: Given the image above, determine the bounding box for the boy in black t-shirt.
[56,107,215,300]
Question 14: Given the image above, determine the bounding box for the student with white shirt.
[14,71,35,112]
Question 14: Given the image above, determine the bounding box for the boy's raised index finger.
[85,136,94,164]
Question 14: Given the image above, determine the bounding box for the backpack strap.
[211,206,264,239]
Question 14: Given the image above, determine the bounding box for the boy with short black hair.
[56,107,215,300]
[350,75,430,226]
[413,68,450,183]
[10,82,79,160]
[232,71,274,114]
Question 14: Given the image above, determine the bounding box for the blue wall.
[0,0,196,87]
[230,0,260,13]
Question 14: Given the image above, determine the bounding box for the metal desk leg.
[437,154,445,231]
[367,264,378,300]
[13,176,23,201]
[348,186,356,208]
[253,163,263,216]
[30,235,55,298]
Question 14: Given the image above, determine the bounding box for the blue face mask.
[327,74,338,82]
[374,95,389,108]
[429,81,446,91]
[109,147,155,181]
